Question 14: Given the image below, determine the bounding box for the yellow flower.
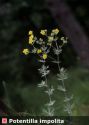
[28,30,33,35]
[30,34,34,39]
[40,30,47,35]
[48,36,54,42]
[42,53,47,60]
[52,29,59,34]
[29,35,34,45]
[37,49,42,54]
[22,49,29,55]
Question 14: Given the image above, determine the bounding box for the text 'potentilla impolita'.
[9,118,64,124]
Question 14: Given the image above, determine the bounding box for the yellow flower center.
[43,53,47,60]
[40,30,47,35]
[28,30,33,35]
[52,29,59,34]
[37,49,42,54]
[22,49,29,55]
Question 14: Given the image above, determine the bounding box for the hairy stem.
[41,61,55,116]
[55,41,72,116]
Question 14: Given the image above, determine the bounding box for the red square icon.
[2,118,7,124]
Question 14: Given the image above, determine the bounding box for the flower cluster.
[22,29,60,61]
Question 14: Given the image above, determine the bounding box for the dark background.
[0,0,89,116]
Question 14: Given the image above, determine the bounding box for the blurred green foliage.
[3,66,89,116]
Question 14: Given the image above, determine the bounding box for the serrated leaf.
[64,95,73,102]
[57,85,66,92]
